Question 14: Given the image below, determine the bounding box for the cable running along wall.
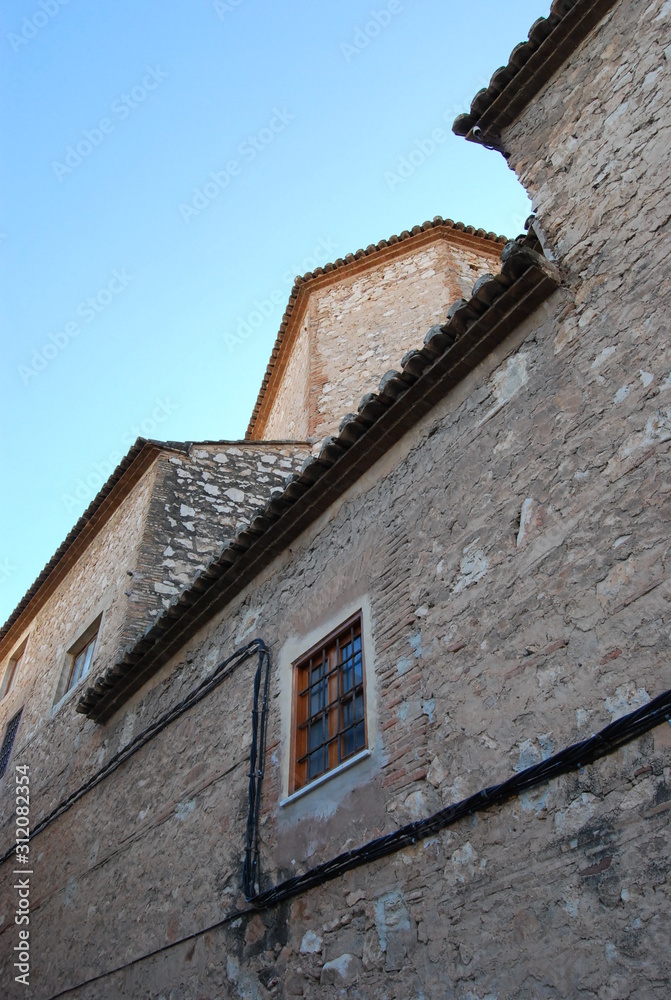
[4,638,671,1000]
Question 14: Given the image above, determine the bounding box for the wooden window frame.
[290,611,367,794]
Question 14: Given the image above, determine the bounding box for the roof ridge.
[78,242,562,722]
[245,216,507,439]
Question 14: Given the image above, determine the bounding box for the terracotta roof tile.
[452,0,618,152]
[78,241,561,723]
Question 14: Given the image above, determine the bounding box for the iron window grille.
[292,612,366,793]
[0,708,23,778]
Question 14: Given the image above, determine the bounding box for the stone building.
[1,0,670,996]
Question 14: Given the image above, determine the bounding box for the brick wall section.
[2,3,671,995]
[260,236,502,443]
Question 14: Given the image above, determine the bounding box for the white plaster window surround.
[52,610,104,710]
[278,595,379,809]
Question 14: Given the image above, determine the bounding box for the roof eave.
[452,0,619,152]
[0,440,167,659]
[79,245,561,724]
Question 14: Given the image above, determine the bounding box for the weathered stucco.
[1,0,670,996]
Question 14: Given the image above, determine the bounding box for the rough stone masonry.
[0,0,670,997]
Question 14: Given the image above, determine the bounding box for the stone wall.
[262,315,311,441]
[1,1,670,996]
[0,462,157,755]
[260,234,502,443]
[121,441,309,644]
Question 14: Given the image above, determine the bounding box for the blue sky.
[0,0,544,626]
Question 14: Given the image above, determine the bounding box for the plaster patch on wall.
[516,498,547,547]
[591,345,617,368]
[554,792,598,834]
[491,353,529,402]
[175,798,196,822]
[374,890,412,953]
[605,683,650,720]
[236,608,259,643]
[453,540,488,593]
[478,353,530,426]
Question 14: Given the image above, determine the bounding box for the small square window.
[1,639,27,700]
[0,708,23,778]
[67,632,97,691]
[291,612,367,794]
[54,616,102,707]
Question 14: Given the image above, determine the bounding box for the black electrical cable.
[0,639,267,867]
[242,641,271,899]
[41,682,671,999]
[248,687,671,909]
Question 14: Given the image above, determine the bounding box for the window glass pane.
[71,650,86,686]
[353,649,363,686]
[310,676,326,716]
[81,639,95,679]
[341,726,355,758]
[0,709,23,778]
[3,660,17,697]
[68,632,98,692]
[308,716,325,751]
[308,746,325,779]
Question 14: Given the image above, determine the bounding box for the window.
[1,639,27,700]
[291,612,367,793]
[0,708,23,778]
[54,616,102,707]
[66,625,99,693]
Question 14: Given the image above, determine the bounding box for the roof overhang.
[452,0,619,153]
[79,244,561,723]
[0,440,167,662]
